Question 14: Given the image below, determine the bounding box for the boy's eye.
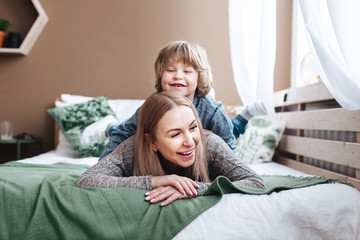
[167,69,175,72]
[184,70,192,73]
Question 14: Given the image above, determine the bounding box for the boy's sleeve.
[231,114,248,139]
[98,108,140,160]
[208,104,237,152]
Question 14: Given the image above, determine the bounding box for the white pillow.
[58,94,144,122]
[55,131,79,157]
[60,94,94,105]
[109,99,144,123]
[54,94,145,155]
[234,116,286,164]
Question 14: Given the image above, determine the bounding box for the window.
[291,0,321,87]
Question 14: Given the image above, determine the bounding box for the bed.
[1,83,360,240]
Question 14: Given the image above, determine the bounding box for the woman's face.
[151,105,201,168]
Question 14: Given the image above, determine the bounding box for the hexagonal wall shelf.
[0,0,48,55]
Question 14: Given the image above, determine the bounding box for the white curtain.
[228,0,277,116]
[299,0,360,110]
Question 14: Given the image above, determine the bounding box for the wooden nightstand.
[0,138,43,160]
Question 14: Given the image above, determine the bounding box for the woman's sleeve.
[196,133,267,195]
[75,136,152,190]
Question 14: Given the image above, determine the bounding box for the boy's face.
[161,61,198,101]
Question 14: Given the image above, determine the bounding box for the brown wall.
[0,0,291,161]
[275,0,292,91]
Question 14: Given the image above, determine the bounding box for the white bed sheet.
[18,151,306,174]
[17,151,98,166]
[176,183,360,240]
[17,152,360,240]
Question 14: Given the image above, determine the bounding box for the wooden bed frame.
[273,82,360,190]
[53,82,360,190]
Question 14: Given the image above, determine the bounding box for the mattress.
[15,150,360,240]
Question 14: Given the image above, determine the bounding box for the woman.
[75,92,266,206]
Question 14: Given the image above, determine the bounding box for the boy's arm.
[208,104,237,151]
[98,108,140,160]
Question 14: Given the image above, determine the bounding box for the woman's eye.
[171,132,180,138]
[167,69,174,72]
[190,125,198,130]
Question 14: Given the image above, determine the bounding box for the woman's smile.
[177,148,195,159]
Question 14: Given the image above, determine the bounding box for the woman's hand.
[145,186,195,206]
[151,175,199,196]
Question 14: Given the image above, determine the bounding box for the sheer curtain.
[299,0,360,110]
[228,0,277,116]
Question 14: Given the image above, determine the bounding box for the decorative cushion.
[48,96,118,157]
[57,94,145,123]
[234,116,286,164]
[54,99,79,157]
[53,94,145,156]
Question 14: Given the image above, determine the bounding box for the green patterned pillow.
[48,96,117,157]
[234,116,286,164]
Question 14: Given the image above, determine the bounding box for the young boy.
[81,41,266,160]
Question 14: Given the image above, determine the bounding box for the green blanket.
[0,162,350,240]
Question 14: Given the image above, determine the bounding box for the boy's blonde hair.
[134,92,210,182]
[154,41,213,98]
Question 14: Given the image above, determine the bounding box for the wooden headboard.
[273,82,360,190]
[54,98,61,149]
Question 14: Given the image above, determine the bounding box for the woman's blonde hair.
[154,41,213,98]
[134,92,210,182]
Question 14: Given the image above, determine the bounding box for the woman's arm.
[195,132,267,195]
[76,135,198,195]
[145,132,266,204]
[75,135,152,190]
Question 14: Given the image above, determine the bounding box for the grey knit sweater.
[75,132,266,195]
